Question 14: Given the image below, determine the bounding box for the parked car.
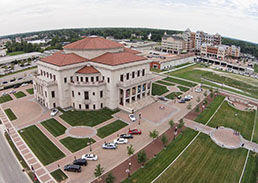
[1,92,7,97]
[10,79,16,82]
[184,95,193,101]
[178,99,186,103]
[13,85,20,89]
[50,109,59,116]
[9,90,16,94]
[17,77,23,80]
[195,88,202,93]
[2,81,8,84]
[129,114,136,122]
[113,138,128,144]
[102,142,117,149]
[120,134,133,139]
[64,164,81,172]
[158,96,168,102]
[21,83,28,87]
[81,154,98,161]
[73,158,87,166]
[177,95,182,99]
[128,129,142,135]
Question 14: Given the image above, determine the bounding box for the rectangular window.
[100,91,103,98]
[91,77,94,82]
[53,75,56,81]
[64,77,67,83]
[103,76,105,81]
[120,74,124,82]
[70,76,73,82]
[85,77,88,82]
[142,69,145,76]
[96,76,99,82]
[79,104,81,109]
[45,91,47,97]
[78,92,80,96]
[84,91,89,100]
[126,73,129,80]
[93,104,96,110]
[80,77,83,82]
[51,91,55,98]
[76,76,79,82]
[101,103,103,108]
[53,103,56,108]
[132,72,135,79]
[137,70,140,77]
[72,91,74,97]
[85,104,89,109]
[107,77,110,83]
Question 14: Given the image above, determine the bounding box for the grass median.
[4,108,17,121]
[51,169,68,183]
[97,120,128,138]
[60,108,119,127]
[155,80,175,86]
[14,91,26,98]
[60,137,95,153]
[163,77,196,87]
[0,94,13,104]
[165,92,182,100]
[26,88,34,95]
[19,125,65,165]
[152,83,169,96]
[41,118,66,137]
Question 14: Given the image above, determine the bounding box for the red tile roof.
[76,65,99,74]
[91,52,146,66]
[40,52,88,66]
[124,48,141,54]
[64,36,124,50]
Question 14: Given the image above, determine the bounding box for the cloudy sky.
[0,0,258,43]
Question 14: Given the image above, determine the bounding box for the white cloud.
[0,0,257,43]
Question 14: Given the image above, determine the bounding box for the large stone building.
[33,36,153,112]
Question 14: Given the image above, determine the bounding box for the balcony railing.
[117,74,153,88]
[70,80,106,87]
[33,75,57,87]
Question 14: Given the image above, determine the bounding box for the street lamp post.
[89,137,92,152]
[126,169,130,178]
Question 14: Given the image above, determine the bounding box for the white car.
[21,83,28,87]
[185,95,193,100]
[129,114,136,122]
[81,154,98,161]
[113,138,128,144]
[102,142,117,149]
[195,88,202,93]
[9,90,16,94]
[50,109,59,116]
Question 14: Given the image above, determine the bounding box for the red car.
[128,129,142,135]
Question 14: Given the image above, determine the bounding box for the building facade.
[33,36,153,112]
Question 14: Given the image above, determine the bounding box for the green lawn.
[154,133,247,183]
[155,80,175,86]
[0,94,13,104]
[97,120,128,138]
[14,91,26,98]
[19,125,65,165]
[209,102,256,141]
[163,77,196,87]
[41,119,66,137]
[252,110,258,143]
[152,83,169,96]
[60,137,95,153]
[254,64,258,73]
[7,51,25,56]
[51,169,68,183]
[174,62,192,68]
[194,95,225,124]
[60,108,119,127]
[4,108,17,121]
[123,129,198,183]
[26,88,34,95]
[241,152,258,183]
[177,85,189,92]
[165,92,182,100]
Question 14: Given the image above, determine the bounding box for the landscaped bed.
[26,88,34,95]
[51,169,68,183]
[14,91,26,98]
[165,92,182,100]
[41,118,66,137]
[4,108,17,121]
[154,133,247,183]
[97,120,128,138]
[177,85,189,92]
[60,108,119,127]
[152,83,169,96]
[19,125,65,165]
[123,129,198,183]
[60,137,95,153]
[0,94,13,104]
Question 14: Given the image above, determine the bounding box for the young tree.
[161,134,168,148]
[94,164,104,180]
[196,96,201,102]
[187,102,192,110]
[149,130,159,141]
[105,173,115,183]
[169,119,174,128]
[178,119,184,130]
[137,150,147,168]
[127,144,135,157]
[204,90,208,97]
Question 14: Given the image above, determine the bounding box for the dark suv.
[64,164,81,172]
[73,158,87,166]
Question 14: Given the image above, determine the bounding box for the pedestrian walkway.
[0,106,56,183]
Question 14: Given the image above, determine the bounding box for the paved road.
[0,130,30,183]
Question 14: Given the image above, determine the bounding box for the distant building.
[200,44,240,59]
[194,31,221,51]
[147,33,152,40]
